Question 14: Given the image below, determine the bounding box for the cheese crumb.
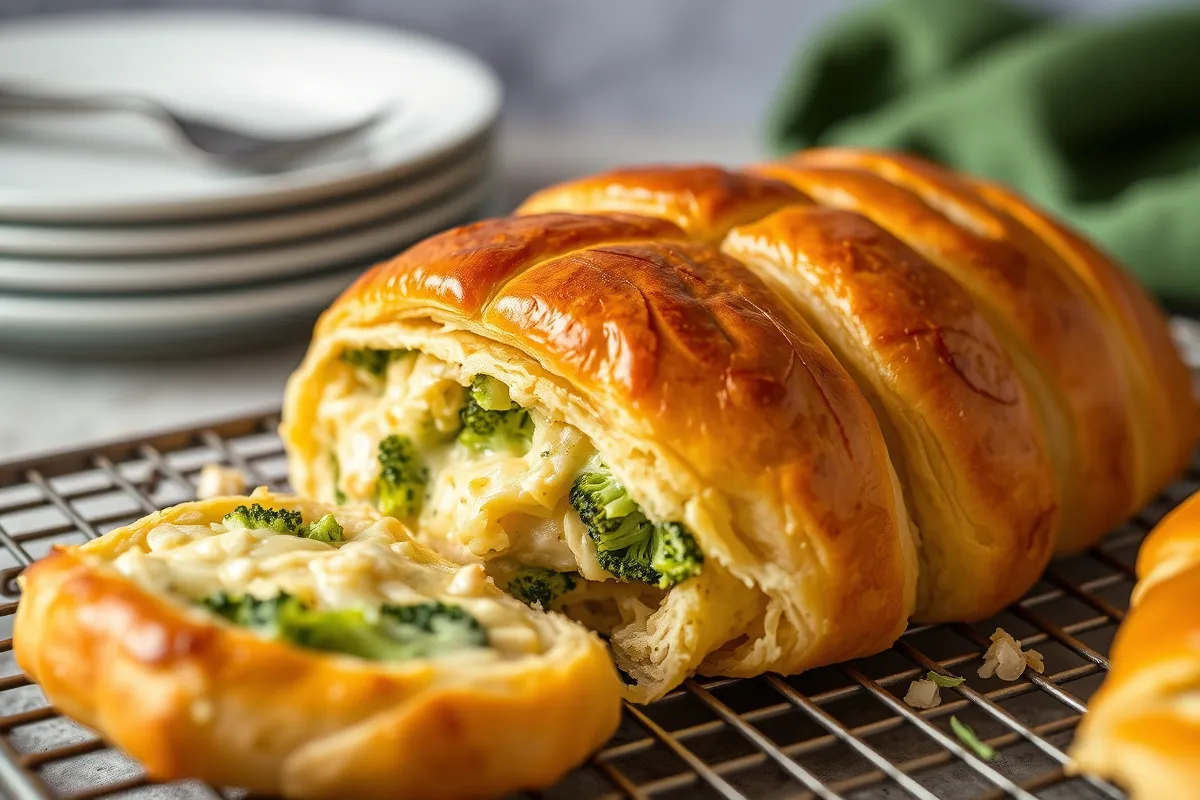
[977,628,1044,681]
[446,563,491,597]
[904,679,941,709]
[196,464,247,499]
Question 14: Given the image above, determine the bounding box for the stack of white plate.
[0,11,501,357]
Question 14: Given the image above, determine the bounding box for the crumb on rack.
[978,628,1044,681]
[196,463,247,499]
[950,715,996,760]
[904,678,941,709]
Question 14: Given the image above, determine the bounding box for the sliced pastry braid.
[1070,488,1200,799]
[283,148,1194,701]
[14,490,621,800]
[283,212,920,702]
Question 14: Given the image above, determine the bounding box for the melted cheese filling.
[103,515,545,660]
[321,352,605,580]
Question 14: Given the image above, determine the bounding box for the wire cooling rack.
[1,323,1198,800]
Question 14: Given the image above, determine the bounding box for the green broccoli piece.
[376,602,488,657]
[199,593,487,661]
[507,568,577,608]
[341,347,411,379]
[201,591,297,633]
[569,460,703,589]
[651,522,705,586]
[304,513,344,544]
[457,375,534,454]
[470,374,514,411]
[221,503,343,543]
[376,435,428,518]
[222,503,304,534]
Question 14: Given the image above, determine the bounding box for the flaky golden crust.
[723,205,1056,621]
[517,165,802,242]
[14,493,621,800]
[1070,490,1200,798]
[752,153,1145,551]
[970,178,1198,502]
[285,212,919,701]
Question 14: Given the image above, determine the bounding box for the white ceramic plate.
[0,180,489,293]
[0,148,490,258]
[0,263,357,357]
[0,11,502,222]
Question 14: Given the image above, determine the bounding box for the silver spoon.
[0,81,388,173]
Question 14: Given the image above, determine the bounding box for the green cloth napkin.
[768,0,1200,308]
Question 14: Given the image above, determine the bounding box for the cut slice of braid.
[1069,489,1200,799]
[14,491,621,800]
[284,148,1194,701]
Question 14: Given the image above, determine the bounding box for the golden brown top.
[751,153,1142,545]
[518,165,803,242]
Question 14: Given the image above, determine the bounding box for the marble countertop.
[0,127,763,461]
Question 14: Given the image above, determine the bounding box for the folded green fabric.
[768,0,1200,308]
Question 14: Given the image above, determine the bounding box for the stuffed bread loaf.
[14,490,620,800]
[283,211,920,703]
[1069,487,1200,799]
[282,147,1194,702]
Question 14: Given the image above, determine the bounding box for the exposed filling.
[319,347,705,638]
[103,502,545,663]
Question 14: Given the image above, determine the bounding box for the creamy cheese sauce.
[320,351,600,577]
[103,515,545,660]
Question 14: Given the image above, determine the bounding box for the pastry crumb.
[978,628,1044,681]
[196,464,247,499]
[904,678,941,709]
[446,563,491,597]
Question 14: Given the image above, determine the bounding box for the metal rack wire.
[0,350,1197,800]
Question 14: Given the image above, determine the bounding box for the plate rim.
[0,180,490,294]
[0,9,503,223]
[0,147,490,257]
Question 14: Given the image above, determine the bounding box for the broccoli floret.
[457,375,534,454]
[507,568,577,608]
[470,374,514,411]
[304,513,344,544]
[376,601,488,657]
[651,522,705,586]
[341,347,411,379]
[201,591,296,632]
[569,460,704,589]
[221,503,343,543]
[199,593,487,661]
[376,435,428,518]
[222,503,303,534]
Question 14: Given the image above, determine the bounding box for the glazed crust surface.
[1070,490,1200,798]
[750,153,1138,549]
[14,492,621,800]
[518,165,803,242]
[723,205,1056,620]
